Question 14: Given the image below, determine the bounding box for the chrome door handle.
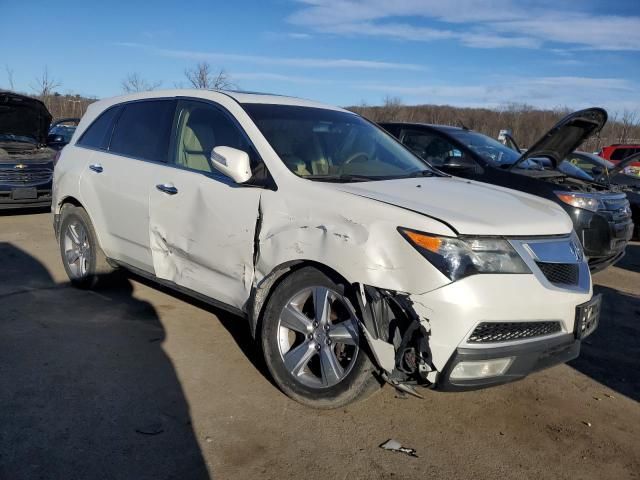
[156,183,178,195]
[89,164,103,173]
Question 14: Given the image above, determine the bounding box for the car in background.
[0,91,56,209]
[599,144,640,177]
[47,118,80,150]
[564,151,640,239]
[53,89,598,408]
[381,108,634,272]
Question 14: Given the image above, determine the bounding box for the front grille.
[468,321,562,343]
[536,262,579,285]
[0,169,52,186]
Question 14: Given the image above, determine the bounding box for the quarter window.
[109,100,175,163]
[77,106,121,150]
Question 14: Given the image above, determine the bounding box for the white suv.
[52,90,600,408]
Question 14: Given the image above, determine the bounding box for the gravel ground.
[1,209,639,480]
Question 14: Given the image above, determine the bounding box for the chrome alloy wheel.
[63,220,90,278]
[277,286,360,388]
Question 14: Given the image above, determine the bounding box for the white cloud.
[114,42,426,71]
[288,0,640,51]
[359,76,640,112]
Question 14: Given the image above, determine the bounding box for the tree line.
[348,97,640,152]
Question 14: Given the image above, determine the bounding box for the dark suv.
[381,108,634,272]
[0,91,56,209]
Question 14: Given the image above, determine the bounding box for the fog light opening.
[449,357,514,380]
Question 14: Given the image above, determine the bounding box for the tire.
[59,205,115,288]
[260,267,381,409]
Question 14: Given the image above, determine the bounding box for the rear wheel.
[59,205,114,288]
[261,267,380,408]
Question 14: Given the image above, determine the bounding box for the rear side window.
[77,106,121,149]
[109,100,175,163]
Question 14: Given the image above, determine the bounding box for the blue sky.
[2,0,640,112]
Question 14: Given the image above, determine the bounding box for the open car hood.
[509,108,607,170]
[0,91,52,144]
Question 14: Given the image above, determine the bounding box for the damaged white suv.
[53,90,600,408]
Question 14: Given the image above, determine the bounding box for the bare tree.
[30,67,62,109]
[31,67,61,98]
[184,62,235,89]
[4,65,15,90]
[618,109,639,143]
[121,73,162,93]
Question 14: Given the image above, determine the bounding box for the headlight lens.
[398,228,530,281]
[555,192,603,212]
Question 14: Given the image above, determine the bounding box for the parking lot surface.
[1,209,639,480]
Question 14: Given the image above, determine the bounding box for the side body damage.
[246,184,449,391]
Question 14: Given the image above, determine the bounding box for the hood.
[510,108,607,170]
[332,176,573,236]
[0,91,52,144]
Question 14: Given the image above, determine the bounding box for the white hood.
[332,176,573,236]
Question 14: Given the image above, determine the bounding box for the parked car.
[381,109,634,272]
[47,118,80,150]
[53,90,599,408]
[564,151,640,239]
[0,91,56,209]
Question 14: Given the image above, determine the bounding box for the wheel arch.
[247,259,353,338]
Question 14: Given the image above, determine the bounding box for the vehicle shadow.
[568,283,640,402]
[127,273,274,386]
[0,206,51,217]
[614,242,640,274]
[0,243,210,480]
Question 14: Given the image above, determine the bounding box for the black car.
[0,91,56,209]
[563,151,640,240]
[47,118,80,151]
[381,108,634,272]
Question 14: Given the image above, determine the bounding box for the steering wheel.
[340,152,369,173]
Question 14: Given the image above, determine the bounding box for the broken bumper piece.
[436,334,580,391]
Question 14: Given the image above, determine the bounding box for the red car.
[600,144,640,176]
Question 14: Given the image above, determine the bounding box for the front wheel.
[260,267,381,408]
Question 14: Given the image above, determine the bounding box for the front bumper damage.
[354,272,595,395]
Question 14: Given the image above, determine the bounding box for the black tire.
[260,267,381,409]
[59,205,115,288]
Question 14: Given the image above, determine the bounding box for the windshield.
[447,130,521,167]
[242,104,432,181]
[49,125,77,142]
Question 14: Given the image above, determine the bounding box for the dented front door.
[148,165,261,310]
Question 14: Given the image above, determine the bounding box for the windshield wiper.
[403,169,437,178]
[305,174,381,183]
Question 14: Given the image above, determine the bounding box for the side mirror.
[443,154,476,170]
[210,146,252,183]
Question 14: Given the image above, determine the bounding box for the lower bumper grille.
[536,262,579,285]
[468,321,562,343]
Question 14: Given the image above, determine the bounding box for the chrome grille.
[536,262,579,285]
[0,169,52,185]
[468,321,562,343]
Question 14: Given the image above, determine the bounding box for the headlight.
[555,192,603,212]
[398,228,530,281]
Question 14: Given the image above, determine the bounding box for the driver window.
[401,130,458,166]
[174,101,254,173]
